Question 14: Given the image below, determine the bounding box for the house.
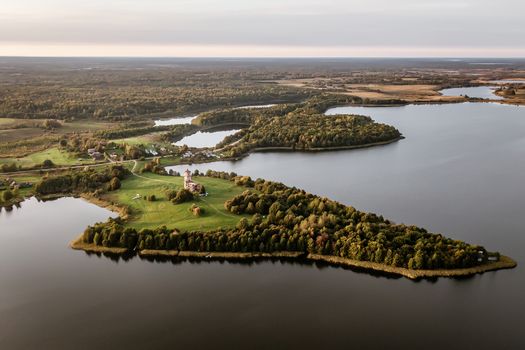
[91,152,104,161]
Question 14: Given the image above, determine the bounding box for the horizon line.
[1,55,525,59]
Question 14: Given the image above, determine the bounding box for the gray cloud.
[1,0,523,50]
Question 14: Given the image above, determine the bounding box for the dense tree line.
[34,165,130,195]
[96,125,170,140]
[141,159,166,175]
[192,104,299,127]
[160,124,199,143]
[221,114,401,157]
[1,163,19,173]
[83,171,489,270]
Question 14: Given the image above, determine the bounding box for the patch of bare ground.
[276,79,465,103]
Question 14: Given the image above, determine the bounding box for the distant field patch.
[0,147,92,168]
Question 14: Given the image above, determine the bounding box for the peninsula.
[54,166,515,280]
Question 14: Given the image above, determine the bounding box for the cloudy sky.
[1,0,524,57]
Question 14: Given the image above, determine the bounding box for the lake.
[440,86,503,100]
[154,115,196,126]
[489,79,525,84]
[154,104,276,126]
[3,101,525,349]
[236,104,277,109]
[173,128,241,148]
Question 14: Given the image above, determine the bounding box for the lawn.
[106,173,248,232]
[0,147,93,168]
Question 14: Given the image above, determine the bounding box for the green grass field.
[113,133,166,146]
[0,147,93,168]
[106,173,248,231]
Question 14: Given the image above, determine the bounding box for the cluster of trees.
[1,159,54,174]
[221,178,484,269]
[84,171,488,270]
[96,125,170,140]
[192,104,298,127]
[222,114,401,157]
[1,189,14,202]
[167,188,194,204]
[58,134,152,160]
[159,124,199,143]
[59,135,108,153]
[1,163,19,173]
[35,165,129,195]
[141,159,166,175]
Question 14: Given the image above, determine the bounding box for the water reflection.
[3,101,525,348]
[440,86,503,100]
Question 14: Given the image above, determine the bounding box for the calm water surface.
[3,102,525,349]
[154,104,276,126]
[440,86,503,100]
[236,104,277,109]
[173,129,240,148]
[489,79,525,84]
[154,115,196,126]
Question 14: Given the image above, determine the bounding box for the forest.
[221,114,401,157]
[35,165,129,195]
[80,171,489,270]
[0,62,311,121]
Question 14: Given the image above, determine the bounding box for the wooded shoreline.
[70,234,517,280]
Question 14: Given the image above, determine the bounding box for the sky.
[1,0,524,57]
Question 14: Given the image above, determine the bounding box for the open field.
[343,84,462,102]
[0,147,93,168]
[276,79,465,103]
[113,133,166,146]
[0,119,117,144]
[105,173,247,231]
[0,118,18,126]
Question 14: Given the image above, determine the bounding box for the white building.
[183,169,199,192]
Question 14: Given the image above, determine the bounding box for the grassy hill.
[105,172,248,231]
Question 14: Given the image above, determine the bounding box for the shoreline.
[70,234,128,254]
[213,136,405,163]
[69,236,517,280]
[246,136,404,154]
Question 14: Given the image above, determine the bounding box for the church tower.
[183,169,192,189]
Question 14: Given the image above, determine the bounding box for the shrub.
[172,189,194,204]
[42,159,55,168]
[2,189,14,202]
[189,204,203,216]
[108,177,121,191]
